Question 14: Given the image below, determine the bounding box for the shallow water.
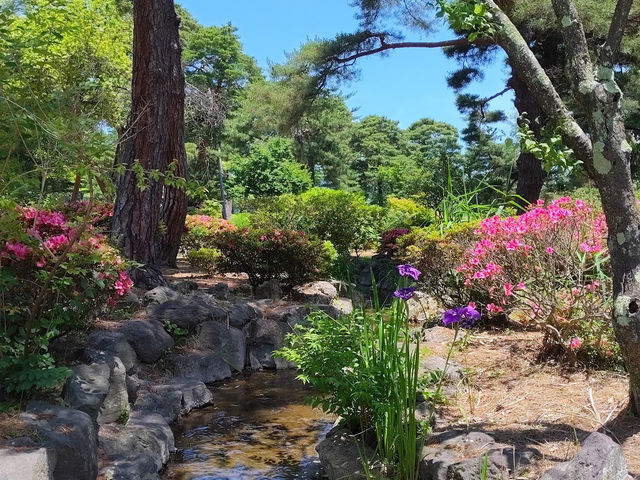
[163,370,333,480]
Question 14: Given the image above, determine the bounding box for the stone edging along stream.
[0,279,351,480]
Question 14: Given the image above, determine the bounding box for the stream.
[163,370,333,480]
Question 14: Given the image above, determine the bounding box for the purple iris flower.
[397,264,421,281]
[393,287,417,301]
[443,306,481,327]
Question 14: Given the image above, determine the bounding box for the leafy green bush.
[214,228,335,288]
[186,247,221,275]
[248,188,386,255]
[0,201,132,395]
[383,196,434,230]
[396,222,486,309]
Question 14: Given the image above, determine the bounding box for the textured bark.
[485,0,640,413]
[111,0,187,267]
[509,72,544,208]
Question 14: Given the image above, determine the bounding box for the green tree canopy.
[227,137,313,198]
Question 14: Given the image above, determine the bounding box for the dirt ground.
[426,327,640,478]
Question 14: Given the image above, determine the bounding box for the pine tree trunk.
[111,0,186,267]
[510,71,544,209]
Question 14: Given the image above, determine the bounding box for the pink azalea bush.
[457,197,619,366]
[0,201,132,394]
[181,214,237,252]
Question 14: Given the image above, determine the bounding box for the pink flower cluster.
[114,271,134,296]
[185,215,236,233]
[457,197,606,287]
[2,205,131,305]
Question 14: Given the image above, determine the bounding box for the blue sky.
[179,0,516,136]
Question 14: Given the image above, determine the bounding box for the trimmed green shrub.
[186,248,221,275]
[214,228,335,288]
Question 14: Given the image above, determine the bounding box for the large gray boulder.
[133,380,213,421]
[142,286,179,305]
[21,402,98,480]
[87,330,137,373]
[171,350,232,383]
[247,318,292,370]
[79,351,129,424]
[0,445,55,480]
[229,300,263,329]
[63,362,110,422]
[316,427,380,480]
[99,411,174,472]
[118,320,173,363]
[149,295,229,330]
[197,321,246,372]
[540,432,628,480]
[133,387,183,423]
[292,281,338,305]
[63,358,129,426]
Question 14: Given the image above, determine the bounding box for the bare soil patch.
[427,327,640,478]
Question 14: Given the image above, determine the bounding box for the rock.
[134,381,213,419]
[229,300,263,329]
[142,286,179,305]
[149,296,228,330]
[63,352,129,426]
[129,265,166,290]
[99,453,160,480]
[333,298,354,316]
[249,317,287,346]
[21,402,98,480]
[133,387,183,423]
[316,427,379,480]
[119,320,173,363]
[174,380,213,414]
[292,281,338,305]
[0,445,55,480]
[126,374,143,402]
[419,430,529,480]
[407,291,440,323]
[423,326,453,344]
[275,303,350,329]
[197,321,246,372]
[170,280,199,295]
[99,411,174,472]
[419,356,463,384]
[540,432,627,480]
[247,318,292,370]
[254,279,282,300]
[63,362,110,422]
[87,330,137,373]
[116,292,142,309]
[171,351,232,383]
[207,282,230,300]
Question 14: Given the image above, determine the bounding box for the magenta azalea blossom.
[393,287,417,300]
[397,264,421,281]
[443,306,481,328]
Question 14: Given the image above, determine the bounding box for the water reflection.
[163,370,333,480]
